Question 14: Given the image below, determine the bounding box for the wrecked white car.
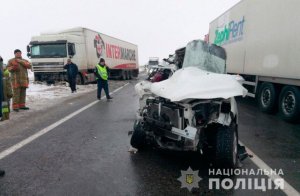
[131,40,248,168]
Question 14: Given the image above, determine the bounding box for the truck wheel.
[125,71,129,80]
[130,120,146,150]
[121,71,126,80]
[215,123,238,169]
[258,82,277,113]
[279,86,300,122]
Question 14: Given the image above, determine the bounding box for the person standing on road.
[0,56,6,177]
[64,59,78,93]
[1,63,13,121]
[7,49,31,112]
[94,58,113,100]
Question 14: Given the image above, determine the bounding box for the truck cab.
[148,57,159,66]
[27,33,89,84]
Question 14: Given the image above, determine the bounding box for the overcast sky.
[0,0,240,64]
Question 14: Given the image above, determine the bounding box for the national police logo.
[177,167,202,192]
[186,174,194,184]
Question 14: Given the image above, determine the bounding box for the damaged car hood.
[138,67,248,102]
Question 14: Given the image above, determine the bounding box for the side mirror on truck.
[26,45,31,58]
[68,43,76,57]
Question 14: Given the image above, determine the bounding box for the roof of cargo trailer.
[56,27,138,46]
[210,0,243,24]
[30,33,84,43]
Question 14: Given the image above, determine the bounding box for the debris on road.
[128,146,138,154]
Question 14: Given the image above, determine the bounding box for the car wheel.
[258,82,277,113]
[215,123,238,169]
[128,71,132,80]
[125,71,129,80]
[130,120,146,149]
[279,86,300,122]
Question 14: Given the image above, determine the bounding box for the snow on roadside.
[139,66,146,73]
[26,70,97,110]
[26,82,97,110]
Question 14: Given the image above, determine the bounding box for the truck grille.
[32,62,65,73]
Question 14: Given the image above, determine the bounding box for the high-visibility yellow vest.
[3,69,10,77]
[2,102,9,113]
[96,64,108,80]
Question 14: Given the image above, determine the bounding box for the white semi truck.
[148,57,159,67]
[27,27,139,84]
[209,0,300,122]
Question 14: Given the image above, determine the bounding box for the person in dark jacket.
[94,58,112,100]
[0,56,6,177]
[64,59,78,93]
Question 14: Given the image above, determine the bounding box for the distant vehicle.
[147,66,176,82]
[146,57,159,73]
[147,57,159,67]
[27,27,139,84]
[146,55,178,82]
[209,0,300,122]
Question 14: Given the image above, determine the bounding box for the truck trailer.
[209,0,300,122]
[27,27,139,84]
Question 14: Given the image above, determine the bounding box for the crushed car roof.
[149,67,248,102]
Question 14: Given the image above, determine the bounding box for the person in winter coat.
[1,64,13,121]
[64,59,78,93]
[7,49,31,112]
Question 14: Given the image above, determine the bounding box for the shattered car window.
[182,40,226,74]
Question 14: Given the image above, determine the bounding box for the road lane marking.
[0,83,129,160]
[240,141,300,196]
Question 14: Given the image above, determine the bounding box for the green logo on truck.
[214,17,245,46]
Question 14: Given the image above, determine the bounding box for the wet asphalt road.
[0,76,299,195]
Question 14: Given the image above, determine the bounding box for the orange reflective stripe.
[13,74,18,88]
[22,83,29,88]
[13,84,28,88]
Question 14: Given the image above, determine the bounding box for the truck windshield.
[182,40,226,74]
[149,61,158,65]
[31,44,67,58]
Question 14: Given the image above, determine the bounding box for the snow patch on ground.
[139,66,146,73]
[26,70,97,110]
[26,83,97,109]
